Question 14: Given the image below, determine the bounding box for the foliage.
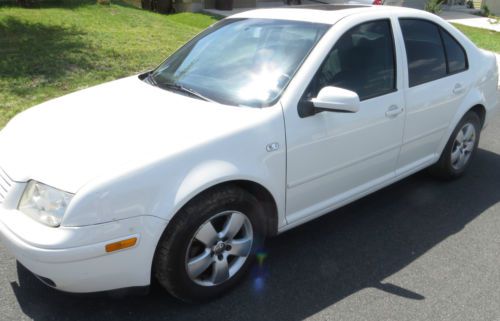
[481,4,490,17]
[15,0,38,7]
[424,0,443,14]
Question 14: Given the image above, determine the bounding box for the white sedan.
[0,5,498,302]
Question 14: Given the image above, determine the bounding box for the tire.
[153,185,266,302]
[429,111,481,180]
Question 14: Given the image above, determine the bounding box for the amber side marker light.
[105,237,138,253]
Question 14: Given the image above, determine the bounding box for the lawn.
[452,23,500,54]
[0,0,218,128]
[0,3,498,129]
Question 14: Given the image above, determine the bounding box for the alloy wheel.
[185,211,253,286]
[451,122,476,170]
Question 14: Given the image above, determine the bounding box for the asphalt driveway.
[1,109,500,321]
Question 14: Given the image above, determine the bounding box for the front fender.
[62,107,287,229]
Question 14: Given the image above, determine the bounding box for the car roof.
[230,4,424,25]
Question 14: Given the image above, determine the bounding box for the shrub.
[424,0,443,14]
[481,4,490,17]
[16,0,38,7]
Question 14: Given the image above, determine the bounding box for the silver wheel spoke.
[463,124,474,141]
[211,257,229,284]
[457,152,467,169]
[187,249,213,278]
[195,222,219,246]
[451,122,476,170]
[221,212,245,240]
[451,148,460,163]
[464,141,474,152]
[228,237,252,257]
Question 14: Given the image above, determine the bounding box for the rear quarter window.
[440,29,468,74]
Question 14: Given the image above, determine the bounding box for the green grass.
[452,23,500,54]
[0,1,218,128]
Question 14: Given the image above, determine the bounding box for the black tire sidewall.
[154,186,266,302]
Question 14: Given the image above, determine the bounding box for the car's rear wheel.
[153,185,266,302]
[429,111,481,179]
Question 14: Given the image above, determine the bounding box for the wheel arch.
[169,179,279,238]
[436,88,487,158]
[225,180,279,237]
[153,174,281,259]
[469,104,486,128]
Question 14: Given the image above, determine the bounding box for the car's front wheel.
[429,111,481,179]
[153,185,266,302]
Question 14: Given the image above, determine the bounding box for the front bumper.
[0,208,167,293]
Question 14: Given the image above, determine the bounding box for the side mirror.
[311,86,360,113]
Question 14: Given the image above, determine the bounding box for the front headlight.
[18,181,73,227]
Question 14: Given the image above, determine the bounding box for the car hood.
[0,76,268,193]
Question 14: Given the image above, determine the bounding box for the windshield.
[150,19,329,107]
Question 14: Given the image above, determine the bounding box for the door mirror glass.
[311,86,360,113]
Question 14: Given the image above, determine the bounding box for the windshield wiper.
[145,72,157,86]
[155,81,214,103]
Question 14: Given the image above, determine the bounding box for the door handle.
[385,105,404,118]
[453,83,466,94]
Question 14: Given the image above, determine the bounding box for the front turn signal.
[105,237,138,253]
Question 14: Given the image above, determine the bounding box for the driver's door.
[283,18,406,224]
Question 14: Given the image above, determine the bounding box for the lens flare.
[256,251,268,267]
[253,276,265,292]
[252,250,269,293]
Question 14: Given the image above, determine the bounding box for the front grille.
[0,168,14,204]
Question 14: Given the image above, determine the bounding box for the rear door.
[395,18,470,174]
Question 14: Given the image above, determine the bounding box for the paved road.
[1,108,500,320]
